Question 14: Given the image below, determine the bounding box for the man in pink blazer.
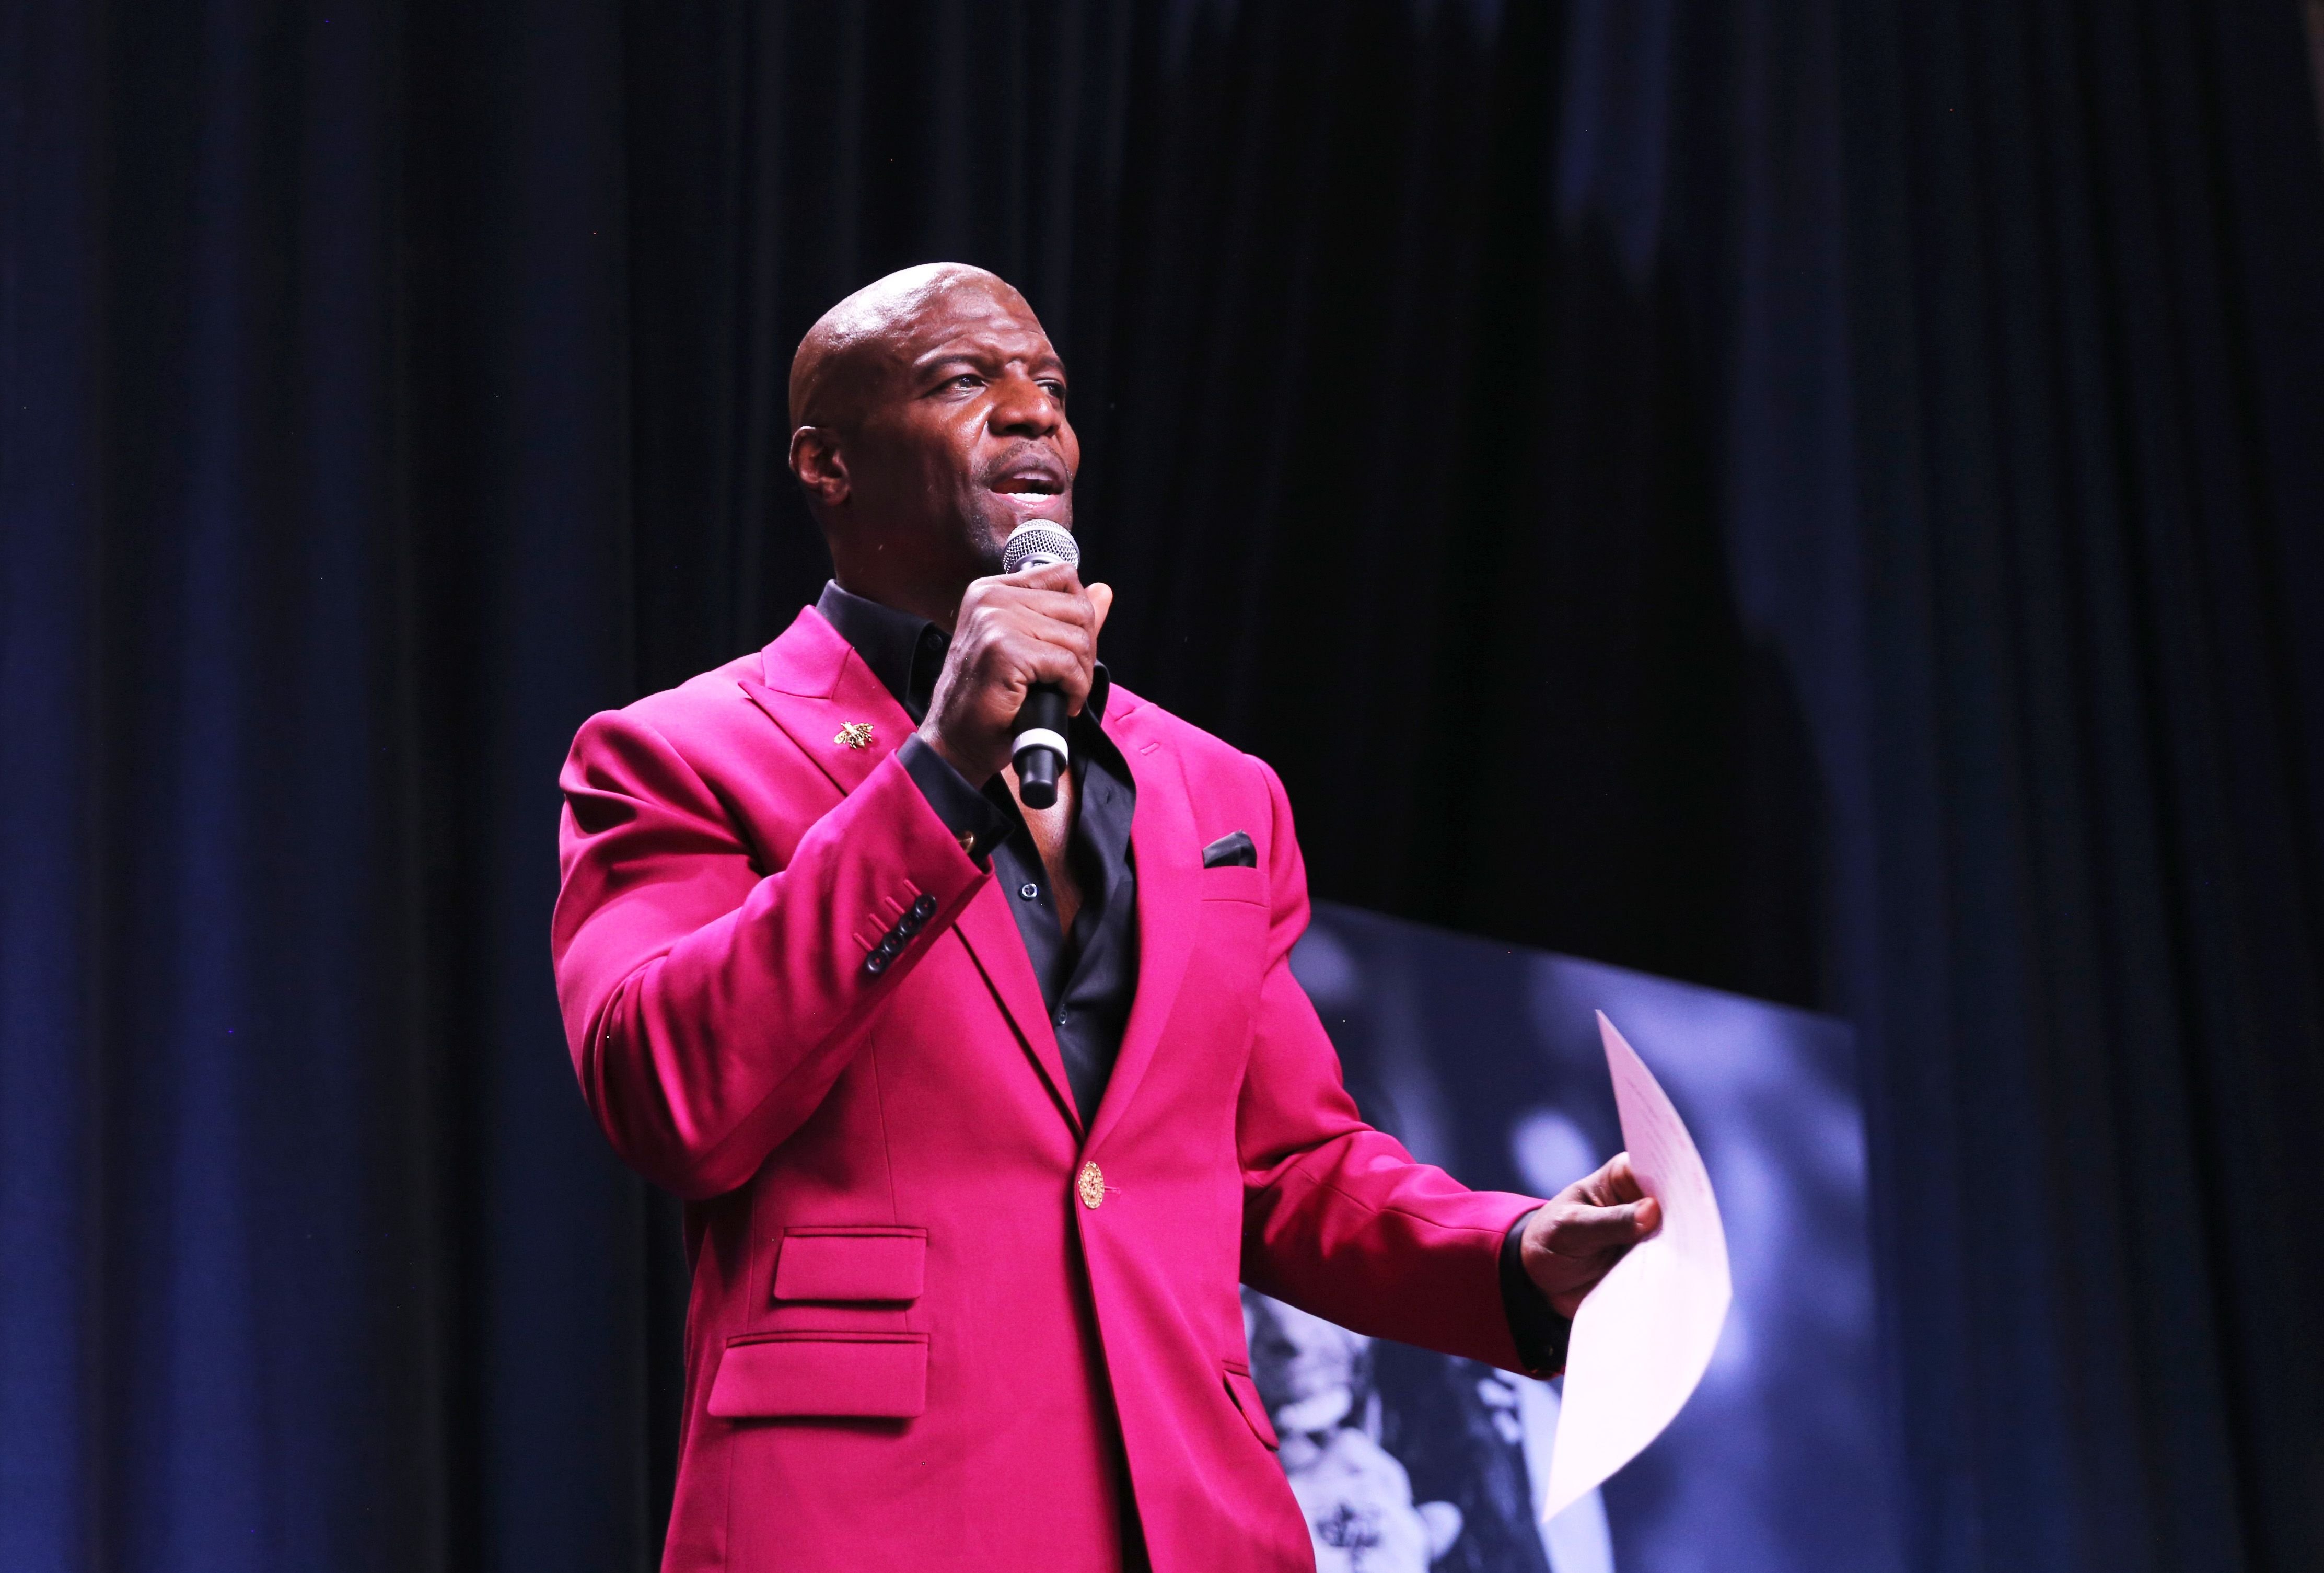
[552,264,1659,1571]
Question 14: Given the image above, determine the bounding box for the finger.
[992,627,1096,711]
[998,637,1094,697]
[956,606,1094,677]
[986,585,1098,631]
[1567,1151,1644,1208]
[960,575,1082,637]
[1000,610,1098,668]
[1086,582,1114,638]
[1008,560,1084,593]
[1537,1197,1660,1257]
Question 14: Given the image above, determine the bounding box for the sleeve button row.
[864,894,942,978]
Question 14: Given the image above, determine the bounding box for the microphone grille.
[1002,522,1080,575]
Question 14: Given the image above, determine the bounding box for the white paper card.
[1542,1011,1733,1521]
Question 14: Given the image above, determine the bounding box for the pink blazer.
[553,607,1542,1572]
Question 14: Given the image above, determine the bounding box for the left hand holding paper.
[1541,1012,1735,1521]
[1519,1151,1664,1319]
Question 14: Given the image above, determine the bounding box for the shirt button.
[1019,882,1040,900]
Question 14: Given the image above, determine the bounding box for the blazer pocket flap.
[1200,864,1266,905]
[773,1228,926,1302]
[1223,1364,1280,1450]
[709,1334,928,1419]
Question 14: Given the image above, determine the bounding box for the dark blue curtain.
[4,3,2319,1570]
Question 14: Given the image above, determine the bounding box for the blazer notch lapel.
[951,883,1084,1138]
[740,612,914,796]
[1085,718,1200,1153]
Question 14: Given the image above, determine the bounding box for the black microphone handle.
[1012,683,1070,811]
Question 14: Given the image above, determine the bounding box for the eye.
[948,373,983,392]
[1040,380,1068,403]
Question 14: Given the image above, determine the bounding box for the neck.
[826,527,989,634]
[834,573,968,633]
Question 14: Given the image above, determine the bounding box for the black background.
[4,3,2321,1570]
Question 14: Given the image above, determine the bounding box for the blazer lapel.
[739,609,911,797]
[1084,698,1200,1154]
[738,606,1080,1133]
[950,885,1083,1137]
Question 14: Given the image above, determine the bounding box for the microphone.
[1000,521,1080,811]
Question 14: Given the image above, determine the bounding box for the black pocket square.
[1202,831,1257,869]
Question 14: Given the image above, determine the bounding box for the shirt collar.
[815,579,1110,727]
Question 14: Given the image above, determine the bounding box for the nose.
[987,368,1062,439]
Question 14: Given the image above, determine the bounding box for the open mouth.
[990,463,1069,511]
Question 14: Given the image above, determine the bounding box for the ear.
[788,425,850,508]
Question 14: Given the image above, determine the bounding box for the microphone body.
[1000,522,1081,810]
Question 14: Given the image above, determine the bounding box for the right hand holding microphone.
[920,562,1113,789]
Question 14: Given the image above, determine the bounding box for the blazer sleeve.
[1235,759,1545,1372]
[551,705,988,1199]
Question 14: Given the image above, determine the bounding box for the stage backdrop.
[5,4,2321,1573]
[1269,903,1898,1573]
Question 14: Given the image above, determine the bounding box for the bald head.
[789,263,1030,430]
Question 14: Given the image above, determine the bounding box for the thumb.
[1087,581,1115,638]
[1538,1195,1661,1257]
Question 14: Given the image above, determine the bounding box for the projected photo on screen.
[1263,904,1900,1573]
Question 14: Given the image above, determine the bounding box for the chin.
[967,508,1061,569]
[961,515,1013,575]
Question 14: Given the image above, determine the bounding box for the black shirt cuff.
[1499,1208,1573,1377]
[899,734,1013,864]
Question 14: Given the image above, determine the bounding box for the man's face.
[842,279,1080,578]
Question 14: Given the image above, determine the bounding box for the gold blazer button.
[1076,1162,1106,1209]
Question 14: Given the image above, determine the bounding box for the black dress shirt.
[812,581,1569,1375]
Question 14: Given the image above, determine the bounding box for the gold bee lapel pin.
[835,721,875,750]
